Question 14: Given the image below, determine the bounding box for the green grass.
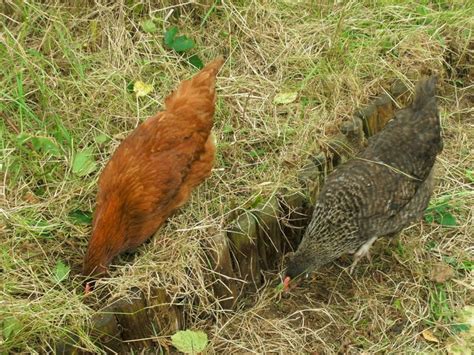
[1,0,473,353]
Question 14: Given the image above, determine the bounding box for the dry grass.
[1,0,473,353]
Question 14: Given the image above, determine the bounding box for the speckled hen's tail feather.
[412,75,437,112]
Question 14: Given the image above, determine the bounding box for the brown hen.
[83,58,224,278]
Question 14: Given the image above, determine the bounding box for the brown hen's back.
[83,58,224,277]
[285,76,442,280]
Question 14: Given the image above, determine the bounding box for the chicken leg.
[349,236,377,274]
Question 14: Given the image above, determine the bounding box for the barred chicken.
[284,76,442,291]
[83,58,224,279]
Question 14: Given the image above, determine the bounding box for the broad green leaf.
[72,147,97,177]
[171,35,195,52]
[171,329,208,354]
[141,19,157,33]
[459,260,473,271]
[30,137,62,157]
[424,205,457,227]
[188,54,204,69]
[95,133,110,144]
[427,195,452,210]
[424,212,435,224]
[53,260,70,283]
[273,92,298,105]
[69,210,93,225]
[3,316,22,340]
[451,323,470,334]
[133,80,153,97]
[439,211,457,226]
[164,27,178,46]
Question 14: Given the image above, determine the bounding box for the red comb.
[283,276,291,292]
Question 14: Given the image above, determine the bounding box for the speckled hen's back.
[285,76,442,280]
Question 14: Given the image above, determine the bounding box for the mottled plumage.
[284,76,442,285]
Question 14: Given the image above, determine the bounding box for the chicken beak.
[84,281,93,295]
[283,276,291,292]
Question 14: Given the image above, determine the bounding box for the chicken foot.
[349,236,377,274]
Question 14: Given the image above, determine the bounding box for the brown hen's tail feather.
[164,57,224,115]
[412,75,437,112]
[200,57,225,76]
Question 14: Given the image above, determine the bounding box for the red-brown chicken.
[83,58,224,278]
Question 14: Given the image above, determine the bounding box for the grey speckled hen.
[284,76,442,290]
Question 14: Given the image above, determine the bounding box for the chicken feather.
[284,76,442,290]
[83,58,224,278]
